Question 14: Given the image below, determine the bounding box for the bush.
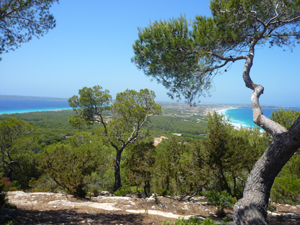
[204,190,233,209]
[28,175,58,192]
[270,155,300,205]
[204,190,233,217]
[113,186,132,196]
[268,204,277,212]
[4,221,13,225]
[84,169,115,195]
[163,216,226,225]
[124,142,156,197]
[13,153,42,190]
[40,142,102,198]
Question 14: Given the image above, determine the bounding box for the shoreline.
[0,108,72,115]
[217,108,252,129]
[203,106,238,116]
[216,108,264,132]
[203,106,255,131]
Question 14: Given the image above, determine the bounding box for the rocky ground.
[1,191,300,224]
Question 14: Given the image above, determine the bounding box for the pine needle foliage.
[0,0,58,57]
[132,0,300,104]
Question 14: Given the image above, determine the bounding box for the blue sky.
[1,0,300,107]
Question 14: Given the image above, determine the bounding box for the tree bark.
[7,165,13,181]
[233,118,300,224]
[113,150,122,192]
[232,41,300,224]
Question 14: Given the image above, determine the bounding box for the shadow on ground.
[1,208,149,225]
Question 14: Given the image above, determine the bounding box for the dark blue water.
[218,107,300,129]
[0,99,71,115]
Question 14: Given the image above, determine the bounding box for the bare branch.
[126,114,152,145]
[251,85,287,135]
[242,40,288,136]
[271,15,300,25]
[266,3,280,26]
[210,53,247,62]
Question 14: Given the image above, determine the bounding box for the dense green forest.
[1,102,300,210]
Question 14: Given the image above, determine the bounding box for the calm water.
[1,99,299,129]
[0,99,71,115]
[218,107,300,129]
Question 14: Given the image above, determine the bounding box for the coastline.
[0,99,71,115]
[217,108,247,130]
[203,105,238,116]
[0,107,72,115]
[202,105,253,131]
[216,108,264,131]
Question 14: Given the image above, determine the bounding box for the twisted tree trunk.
[233,124,300,224]
[232,42,300,224]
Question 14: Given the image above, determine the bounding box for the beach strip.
[0,107,72,115]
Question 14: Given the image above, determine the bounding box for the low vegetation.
[0,101,300,223]
[163,216,227,225]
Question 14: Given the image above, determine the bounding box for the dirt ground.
[1,191,300,225]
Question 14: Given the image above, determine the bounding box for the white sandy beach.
[203,106,237,116]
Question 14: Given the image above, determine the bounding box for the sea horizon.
[1,97,300,126]
[0,99,72,115]
[0,107,72,115]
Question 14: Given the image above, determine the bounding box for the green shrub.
[270,155,300,205]
[163,216,223,225]
[10,180,21,191]
[124,142,156,197]
[204,190,233,217]
[84,169,115,194]
[204,190,233,209]
[113,186,131,196]
[231,197,237,205]
[90,187,100,197]
[39,142,102,198]
[268,204,277,212]
[28,175,58,192]
[4,221,14,225]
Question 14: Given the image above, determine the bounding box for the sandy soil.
[1,191,300,224]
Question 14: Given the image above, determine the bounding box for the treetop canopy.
[0,0,58,57]
[132,0,300,104]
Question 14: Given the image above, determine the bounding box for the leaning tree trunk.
[233,121,300,224]
[232,43,300,224]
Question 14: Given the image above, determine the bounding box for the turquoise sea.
[0,99,71,115]
[218,107,300,129]
[1,99,299,130]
